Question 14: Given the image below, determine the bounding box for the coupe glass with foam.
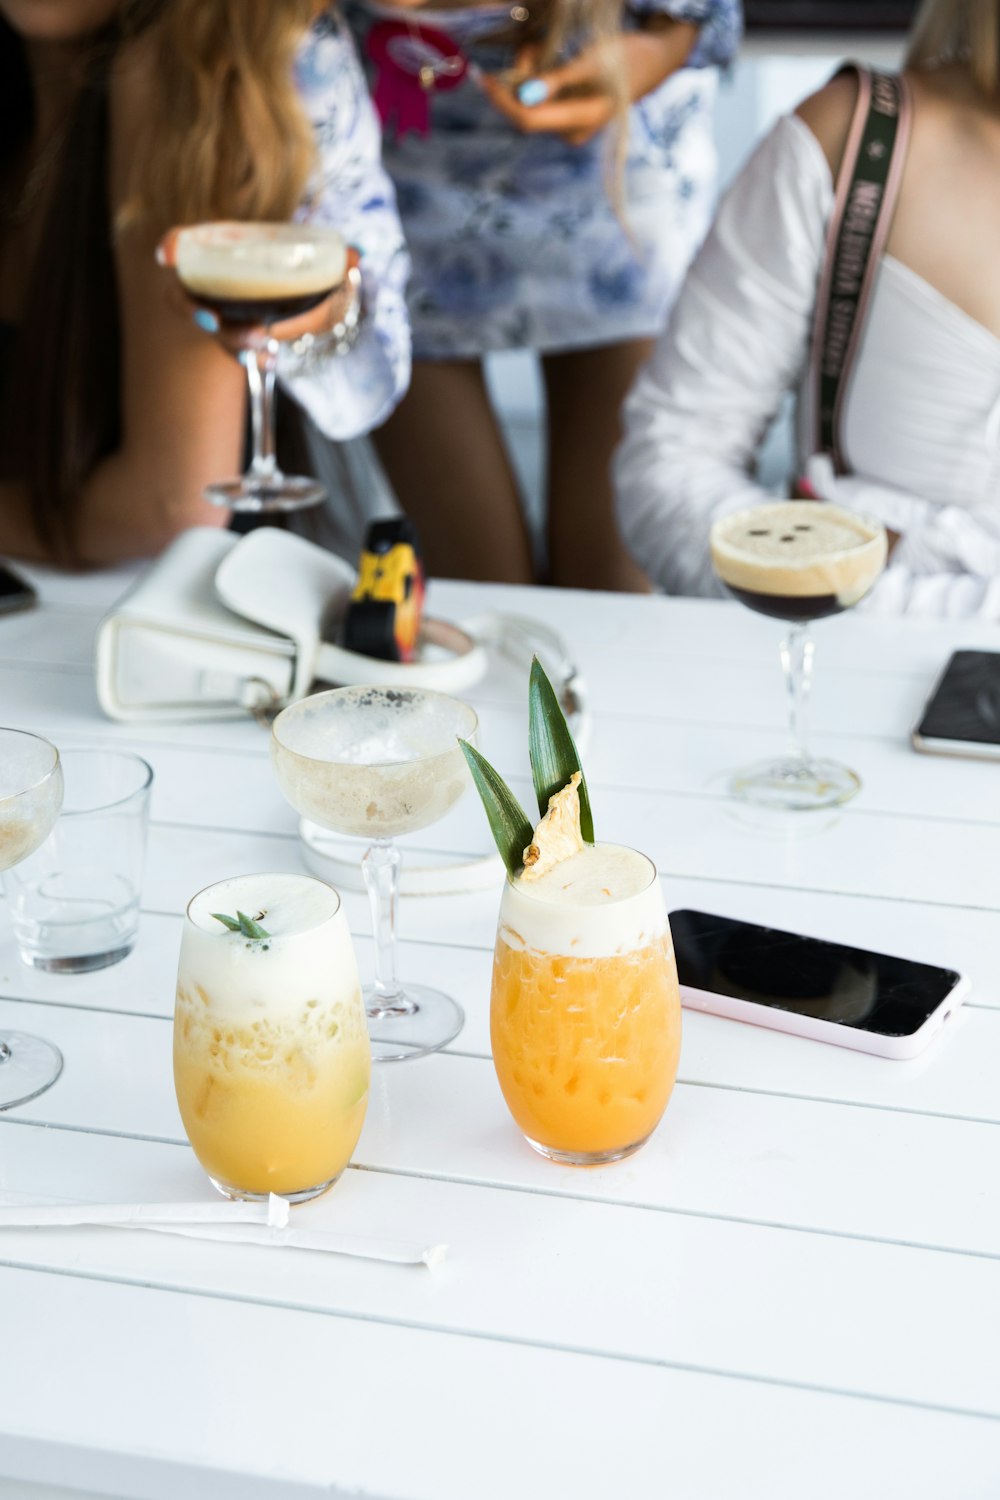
[174,873,370,1202]
[710,501,887,810]
[271,686,479,1062]
[491,843,682,1165]
[0,729,64,1109]
[174,221,347,512]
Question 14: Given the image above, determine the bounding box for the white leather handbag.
[95,526,489,723]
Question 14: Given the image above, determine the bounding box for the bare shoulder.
[794,70,860,179]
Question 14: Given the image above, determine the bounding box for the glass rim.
[184,871,342,931]
[55,748,153,816]
[177,220,345,246]
[503,842,659,904]
[0,728,60,809]
[271,686,479,770]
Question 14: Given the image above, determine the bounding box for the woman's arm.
[478,0,741,145]
[613,114,834,595]
[478,24,699,146]
[277,12,411,441]
[625,0,742,71]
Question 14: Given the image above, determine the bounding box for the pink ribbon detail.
[368,20,467,140]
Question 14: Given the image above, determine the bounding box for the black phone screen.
[0,563,35,613]
[670,910,961,1037]
[916,650,1000,747]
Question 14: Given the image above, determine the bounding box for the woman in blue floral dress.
[347,0,741,588]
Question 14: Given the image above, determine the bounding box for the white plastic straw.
[0,1191,289,1230]
[0,1191,446,1268]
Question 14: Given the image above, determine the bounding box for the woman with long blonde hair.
[0,0,408,566]
[615,0,1000,618]
[344,0,740,588]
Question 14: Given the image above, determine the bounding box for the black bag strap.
[811,66,913,473]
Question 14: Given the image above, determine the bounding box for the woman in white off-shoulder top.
[614,0,1000,618]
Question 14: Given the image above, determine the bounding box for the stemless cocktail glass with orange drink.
[463,662,682,1166]
[174,872,370,1202]
[492,838,681,1164]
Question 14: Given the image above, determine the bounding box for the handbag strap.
[811,66,913,473]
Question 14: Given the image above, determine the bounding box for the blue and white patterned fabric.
[278,9,412,439]
[346,0,742,358]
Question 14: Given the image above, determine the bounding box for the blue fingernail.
[517,78,549,106]
[193,309,219,334]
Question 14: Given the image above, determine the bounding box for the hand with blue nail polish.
[157,227,360,361]
[517,78,549,108]
[479,24,699,147]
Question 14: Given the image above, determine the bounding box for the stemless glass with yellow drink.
[174,872,370,1202]
[463,663,682,1165]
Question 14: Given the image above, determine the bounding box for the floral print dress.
[345,0,742,358]
[278,8,412,440]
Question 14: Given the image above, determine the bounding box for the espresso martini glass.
[710,501,887,811]
[175,222,347,513]
[0,730,64,1108]
[271,686,479,1062]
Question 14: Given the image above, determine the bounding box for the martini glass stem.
[781,625,814,764]
[242,336,282,488]
[0,1040,10,1064]
[362,838,414,1017]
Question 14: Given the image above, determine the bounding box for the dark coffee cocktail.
[710,503,887,622]
[175,222,347,327]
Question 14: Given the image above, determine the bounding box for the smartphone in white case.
[670,909,969,1059]
[912,649,1000,761]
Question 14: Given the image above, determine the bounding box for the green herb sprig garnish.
[212,910,270,940]
[460,656,593,878]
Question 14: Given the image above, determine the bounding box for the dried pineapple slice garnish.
[521,771,584,882]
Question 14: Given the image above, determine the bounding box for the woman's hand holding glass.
[155,223,361,513]
[158,230,361,357]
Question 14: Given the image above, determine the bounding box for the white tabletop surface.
[1,561,999,1500]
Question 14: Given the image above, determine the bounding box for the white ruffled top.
[614,113,1000,618]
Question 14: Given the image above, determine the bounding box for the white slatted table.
[1,565,999,1500]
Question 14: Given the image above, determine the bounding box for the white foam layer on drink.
[710,501,886,604]
[499,843,666,959]
[176,222,347,301]
[180,873,359,1024]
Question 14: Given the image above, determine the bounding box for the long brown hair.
[0,0,320,558]
[125,0,318,231]
[906,0,1000,97]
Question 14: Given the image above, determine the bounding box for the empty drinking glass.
[3,749,152,973]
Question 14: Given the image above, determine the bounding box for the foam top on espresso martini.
[710,501,886,607]
[175,222,347,304]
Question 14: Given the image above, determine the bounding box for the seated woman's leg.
[542,341,653,593]
[372,359,534,584]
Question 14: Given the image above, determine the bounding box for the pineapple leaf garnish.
[212,910,270,940]
[528,656,594,843]
[459,739,534,880]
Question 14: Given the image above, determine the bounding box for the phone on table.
[669,909,968,1059]
[912,649,1000,761]
[0,562,36,616]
